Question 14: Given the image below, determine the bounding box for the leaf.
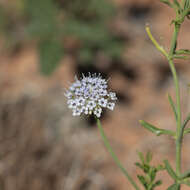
[62,20,110,45]
[184,0,190,10]
[139,120,175,136]
[137,151,145,164]
[152,180,162,188]
[180,169,190,179]
[182,179,190,186]
[136,152,163,190]
[159,0,173,7]
[24,0,59,38]
[146,151,153,164]
[167,183,180,190]
[167,94,178,122]
[150,168,156,181]
[135,162,144,170]
[38,38,63,75]
[157,164,165,171]
[139,120,162,136]
[173,0,182,11]
[182,113,190,134]
[137,175,148,188]
[175,49,190,55]
[143,163,150,173]
[184,128,190,135]
[164,160,179,181]
[173,55,189,59]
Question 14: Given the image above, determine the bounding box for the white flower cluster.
[65,73,117,118]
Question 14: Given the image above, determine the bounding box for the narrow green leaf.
[184,128,190,135]
[167,93,178,122]
[137,175,148,188]
[135,162,144,170]
[139,120,175,136]
[139,120,161,135]
[184,0,190,10]
[173,0,182,10]
[182,5,190,17]
[180,169,190,179]
[157,164,165,171]
[182,113,190,136]
[167,183,180,190]
[175,49,190,55]
[173,55,189,59]
[152,180,162,188]
[182,113,190,135]
[150,168,156,181]
[137,151,145,164]
[159,0,173,7]
[143,164,150,173]
[146,151,153,164]
[182,179,190,186]
[164,160,179,181]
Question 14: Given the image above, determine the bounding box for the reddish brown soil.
[0,1,190,190]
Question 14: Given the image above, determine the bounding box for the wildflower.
[98,98,107,108]
[65,73,117,118]
[107,102,115,110]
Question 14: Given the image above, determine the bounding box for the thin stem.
[146,20,183,187]
[169,23,180,55]
[96,119,140,190]
[168,23,182,177]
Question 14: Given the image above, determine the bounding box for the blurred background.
[0,0,190,189]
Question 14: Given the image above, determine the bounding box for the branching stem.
[146,19,183,189]
[168,23,182,177]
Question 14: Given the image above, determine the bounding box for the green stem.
[168,23,182,177]
[181,0,186,8]
[96,119,140,190]
[146,20,184,187]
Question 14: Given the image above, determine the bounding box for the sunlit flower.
[65,73,117,118]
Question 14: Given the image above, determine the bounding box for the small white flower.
[99,89,107,96]
[68,100,77,109]
[109,92,117,100]
[77,97,85,105]
[107,102,115,110]
[98,98,107,108]
[73,80,81,88]
[87,100,96,110]
[65,91,72,98]
[72,109,81,116]
[90,94,99,101]
[74,88,81,96]
[69,86,75,91]
[65,73,117,118]
[94,107,102,118]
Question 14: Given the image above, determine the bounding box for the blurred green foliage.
[135,152,164,190]
[0,0,124,75]
[24,0,63,75]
